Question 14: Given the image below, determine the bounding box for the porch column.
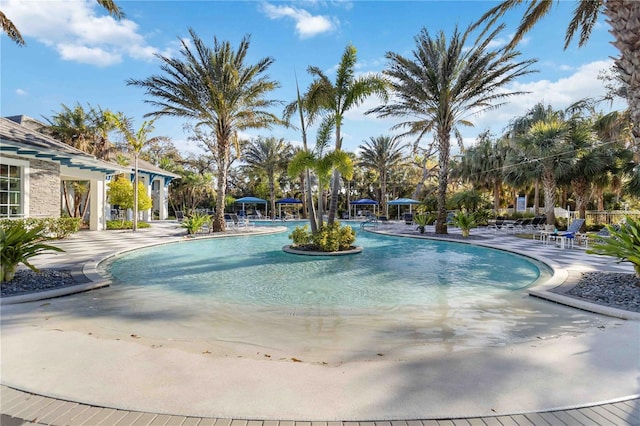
[89,178,105,231]
[159,179,168,220]
[142,176,152,222]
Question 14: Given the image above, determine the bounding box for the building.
[0,116,179,230]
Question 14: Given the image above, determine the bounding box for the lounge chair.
[548,218,586,248]
[403,213,413,225]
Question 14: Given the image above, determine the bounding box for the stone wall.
[29,158,60,218]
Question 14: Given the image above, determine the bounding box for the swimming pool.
[104,225,549,313]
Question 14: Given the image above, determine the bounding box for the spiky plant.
[1,222,64,282]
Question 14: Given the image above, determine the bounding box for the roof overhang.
[0,140,128,175]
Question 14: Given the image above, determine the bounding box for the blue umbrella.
[276,198,302,218]
[388,198,421,219]
[234,196,268,216]
[350,199,378,218]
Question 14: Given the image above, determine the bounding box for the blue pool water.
[105,224,549,311]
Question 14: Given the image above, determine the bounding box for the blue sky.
[1,0,626,155]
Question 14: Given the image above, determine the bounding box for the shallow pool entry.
[104,228,548,312]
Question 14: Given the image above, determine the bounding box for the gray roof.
[1,116,179,180]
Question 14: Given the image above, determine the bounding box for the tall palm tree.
[2,0,123,46]
[243,137,292,219]
[127,30,282,232]
[358,135,406,215]
[369,25,536,233]
[305,44,388,224]
[283,78,322,233]
[473,0,640,159]
[105,112,164,232]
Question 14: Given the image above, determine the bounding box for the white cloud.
[15,89,28,96]
[260,3,337,38]
[338,59,626,150]
[1,0,162,66]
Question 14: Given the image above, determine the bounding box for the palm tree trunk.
[62,181,72,217]
[493,179,500,213]
[212,140,230,232]
[534,179,540,215]
[133,155,139,232]
[435,131,451,234]
[412,157,429,200]
[327,125,343,225]
[268,175,276,219]
[305,170,318,233]
[573,177,589,219]
[604,0,640,156]
[542,168,556,225]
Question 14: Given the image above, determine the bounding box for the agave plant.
[414,213,435,234]
[450,211,477,238]
[0,222,64,282]
[180,212,211,236]
[587,216,640,279]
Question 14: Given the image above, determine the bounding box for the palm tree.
[305,44,388,225]
[2,0,123,46]
[288,148,354,231]
[358,135,406,215]
[44,103,116,160]
[473,0,640,159]
[105,112,165,232]
[127,30,281,232]
[369,25,535,234]
[515,116,573,225]
[243,137,292,219]
[454,131,509,214]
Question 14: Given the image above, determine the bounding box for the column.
[89,178,105,231]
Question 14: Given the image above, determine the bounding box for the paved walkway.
[2,221,639,425]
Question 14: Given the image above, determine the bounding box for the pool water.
[105,225,548,313]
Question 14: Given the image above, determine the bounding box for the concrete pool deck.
[1,221,639,424]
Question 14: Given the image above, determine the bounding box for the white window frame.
[0,156,29,218]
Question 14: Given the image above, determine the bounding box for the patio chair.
[548,218,586,248]
[175,211,185,222]
[403,213,413,225]
[490,218,506,233]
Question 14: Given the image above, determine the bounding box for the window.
[0,160,26,218]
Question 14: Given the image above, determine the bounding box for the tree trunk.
[493,180,500,213]
[604,0,640,157]
[327,123,343,225]
[212,140,230,232]
[435,130,451,234]
[542,167,556,225]
[268,174,276,219]
[412,157,429,200]
[572,176,589,219]
[305,169,318,233]
[534,179,540,215]
[133,155,139,232]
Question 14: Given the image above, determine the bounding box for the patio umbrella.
[388,198,421,219]
[235,196,268,216]
[276,198,302,218]
[350,198,378,218]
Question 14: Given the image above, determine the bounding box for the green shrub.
[450,211,477,237]
[0,221,64,282]
[106,220,152,230]
[288,222,355,252]
[0,217,82,239]
[289,225,313,246]
[587,216,640,278]
[180,212,211,235]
